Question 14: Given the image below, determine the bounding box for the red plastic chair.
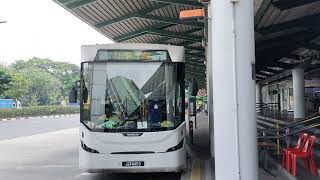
[291,135,318,176]
[282,133,309,171]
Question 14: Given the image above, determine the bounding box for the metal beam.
[96,12,203,28]
[257,13,320,34]
[185,64,206,69]
[115,28,203,42]
[63,0,96,9]
[185,68,206,73]
[95,3,169,28]
[186,60,205,64]
[185,46,205,52]
[272,0,320,10]
[113,23,173,42]
[186,53,206,58]
[62,0,203,9]
[150,0,203,7]
[186,72,206,79]
[186,70,206,75]
[254,0,272,27]
[137,14,204,27]
[151,28,203,45]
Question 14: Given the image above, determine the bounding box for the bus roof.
[81,43,184,63]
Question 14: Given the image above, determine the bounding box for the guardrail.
[257,113,320,155]
[256,103,280,113]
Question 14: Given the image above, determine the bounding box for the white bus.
[75,43,186,173]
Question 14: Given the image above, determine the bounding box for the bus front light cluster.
[166,139,184,152]
[81,140,99,153]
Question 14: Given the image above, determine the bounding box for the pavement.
[0,114,180,180]
[0,112,306,180]
[187,112,299,180]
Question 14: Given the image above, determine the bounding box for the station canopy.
[54,0,206,87]
[54,0,320,87]
[254,0,320,84]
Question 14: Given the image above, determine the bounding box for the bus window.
[80,61,184,132]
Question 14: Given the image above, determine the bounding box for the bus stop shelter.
[54,0,320,179]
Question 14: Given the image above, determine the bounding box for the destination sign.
[97,50,168,61]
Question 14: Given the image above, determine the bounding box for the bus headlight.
[166,139,184,152]
[81,140,99,153]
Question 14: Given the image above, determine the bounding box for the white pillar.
[256,84,262,104]
[292,69,305,119]
[206,3,214,158]
[211,0,258,179]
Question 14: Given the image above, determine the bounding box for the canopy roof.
[55,0,206,87]
[54,0,320,86]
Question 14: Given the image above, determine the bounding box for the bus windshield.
[80,61,185,132]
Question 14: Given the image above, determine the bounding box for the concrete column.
[206,3,214,158]
[256,84,262,104]
[292,69,305,119]
[211,0,258,179]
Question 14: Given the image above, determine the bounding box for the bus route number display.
[97,50,168,61]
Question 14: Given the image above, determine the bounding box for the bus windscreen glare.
[81,62,184,132]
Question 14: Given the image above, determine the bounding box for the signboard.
[97,50,168,61]
[189,98,196,116]
[0,99,14,109]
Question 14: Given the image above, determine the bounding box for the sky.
[0,0,113,65]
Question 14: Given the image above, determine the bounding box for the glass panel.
[97,50,168,61]
[81,63,93,128]
[80,62,184,132]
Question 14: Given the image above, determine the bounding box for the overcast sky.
[0,0,113,65]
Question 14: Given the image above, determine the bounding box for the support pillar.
[292,69,305,119]
[211,0,258,179]
[206,3,214,158]
[256,84,262,104]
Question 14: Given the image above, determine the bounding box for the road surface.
[0,115,180,180]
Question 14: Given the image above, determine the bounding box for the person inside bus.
[97,97,119,129]
[105,98,114,118]
[149,101,161,124]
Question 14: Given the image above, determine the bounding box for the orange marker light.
[179,8,205,20]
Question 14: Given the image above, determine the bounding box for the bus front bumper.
[79,147,186,173]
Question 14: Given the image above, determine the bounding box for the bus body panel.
[79,43,186,173]
[79,123,186,172]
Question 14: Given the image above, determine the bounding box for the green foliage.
[11,57,80,97]
[2,57,80,106]
[0,67,12,97]
[0,106,79,119]
[4,72,31,100]
[28,95,39,106]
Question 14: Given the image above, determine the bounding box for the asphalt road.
[0,115,181,180]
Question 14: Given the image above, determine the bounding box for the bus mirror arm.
[69,86,78,104]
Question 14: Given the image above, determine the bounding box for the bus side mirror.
[83,87,88,103]
[69,87,77,104]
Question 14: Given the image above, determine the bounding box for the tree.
[21,68,61,106]
[4,72,31,102]
[10,57,80,100]
[0,67,12,98]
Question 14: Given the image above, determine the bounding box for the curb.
[0,113,79,122]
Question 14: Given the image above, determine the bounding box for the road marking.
[191,159,201,180]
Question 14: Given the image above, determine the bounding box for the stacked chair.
[282,133,318,176]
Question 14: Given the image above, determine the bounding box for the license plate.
[122,161,144,167]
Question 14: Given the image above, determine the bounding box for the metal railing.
[256,103,280,111]
[257,113,320,155]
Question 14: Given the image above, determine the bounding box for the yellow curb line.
[191,159,201,180]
